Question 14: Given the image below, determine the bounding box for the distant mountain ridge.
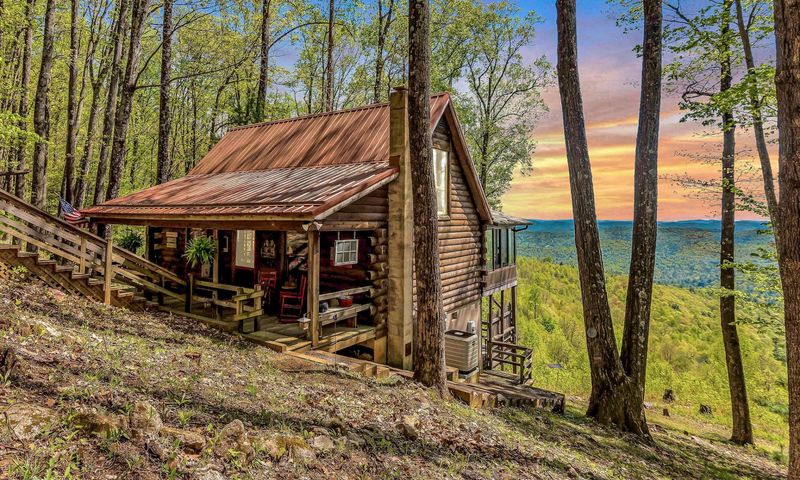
[515,219,773,288]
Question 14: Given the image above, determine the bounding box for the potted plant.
[184,235,216,278]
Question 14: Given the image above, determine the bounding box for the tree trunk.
[94,0,130,208]
[105,0,150,203]
[409,0,447,396]
[734,0,779,241]
[156,0,173,185]
[374,0,394,103]
[719,0,753,446]
[256,0,271,121]
[556,0,649,437]
[772,1,800,477]
[63,0,82,204]
[75,78,102,209]
[13,0,34,198]
[324,0,334,111]
[619,0,661,422]
[29,0,56,210]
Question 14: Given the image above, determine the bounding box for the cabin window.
[234,230,255,268]
[333,239,358,266]
[433,148,449,216]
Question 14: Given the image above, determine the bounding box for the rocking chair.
[279,275,307,319]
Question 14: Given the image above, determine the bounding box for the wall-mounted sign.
[235,230,255,268]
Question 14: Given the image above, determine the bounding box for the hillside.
[0,271,787,479]
[516,257,789,455]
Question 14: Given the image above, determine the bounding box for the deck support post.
[306,223,321,347]
[103,238,113,305]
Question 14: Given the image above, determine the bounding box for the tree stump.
[663,389,675,403]
[699,404,712,415]
[662,408,670,417]
[0,346,18,383]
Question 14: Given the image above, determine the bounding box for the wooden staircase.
[0,189,186,308]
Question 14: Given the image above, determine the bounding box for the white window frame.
[333,238,359,266]
[433,148,450,217]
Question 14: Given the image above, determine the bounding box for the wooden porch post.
[212,229,221,320]
[306,224,321,347]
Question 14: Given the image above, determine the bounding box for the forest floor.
[0,275,788,479]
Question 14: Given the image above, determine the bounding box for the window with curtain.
[433,148,449,216]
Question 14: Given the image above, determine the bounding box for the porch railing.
[485,340,533,385]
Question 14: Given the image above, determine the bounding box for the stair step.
[87,278,103,286]
[17,251,37,258]
[54,265,75,273]
[71,272,91,280]
[116,290,135,298]
[0,244,20,251]
[36,259,57,266]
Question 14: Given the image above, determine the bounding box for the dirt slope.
[0,274,786,479]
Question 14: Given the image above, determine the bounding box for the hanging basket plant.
[184,235,216,269]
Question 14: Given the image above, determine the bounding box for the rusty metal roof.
[86,92,494,223]
[84,162,398,220]
[190,93,451,174]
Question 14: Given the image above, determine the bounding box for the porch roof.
[83,162,397,221]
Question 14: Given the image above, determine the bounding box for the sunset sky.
[500,1,777,221]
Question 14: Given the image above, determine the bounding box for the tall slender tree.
[13,0,34,198]
[63,0,83,204]
[106,0,150,203]
[373,0,394,103]
[156,0,174,185]
[773,1,800,477]
[256,0,271,121]
[556,0,661,436]
[733,0,779,241]
[29,0,56,209]
[94,0,130,206]
[717,0,753,446]
[409,0,446,396]
[324,0,334,111]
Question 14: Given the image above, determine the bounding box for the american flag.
[59,197,86,225]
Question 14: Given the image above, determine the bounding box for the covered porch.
[141,223,388,357]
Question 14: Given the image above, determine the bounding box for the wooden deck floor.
[242,315,376,353]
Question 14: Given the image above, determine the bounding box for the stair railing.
[0,189,184,304]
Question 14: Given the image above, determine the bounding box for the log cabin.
[78,87,531,379]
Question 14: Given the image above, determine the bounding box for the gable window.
[334,239,358,266]
[433,148,449,216]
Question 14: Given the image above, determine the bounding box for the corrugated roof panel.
[189,93,451,175]
[84,162,398,219]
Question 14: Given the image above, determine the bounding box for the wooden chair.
[259,270,278,306]
[279,275,307,319]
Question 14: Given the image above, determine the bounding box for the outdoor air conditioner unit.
[445,329,480,373]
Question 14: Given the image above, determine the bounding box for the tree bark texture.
[29,0,56,209]
[734,0,779,241]
[106,0,150,203]
[256,0,271,121]
[63,0,82,204]
[619,0,661,417]
[324,0,334,111]
[556,0,649,437]
[94,0,130,207]
[719,0,753,446]
[773,0,800,477]
[409,0,447,396]
[156,0,174,185]
[13,0,34,198]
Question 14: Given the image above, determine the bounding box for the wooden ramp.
[243,322,376,354]
[285,350,565,412]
